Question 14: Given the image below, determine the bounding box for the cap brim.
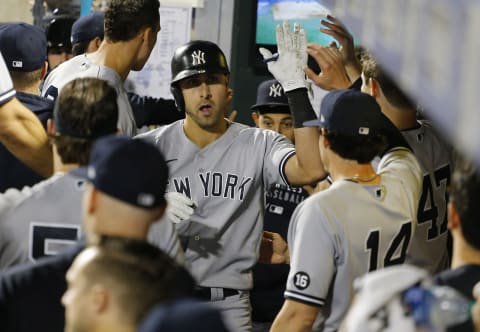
[70,166,88,179]
[303,119,323,127]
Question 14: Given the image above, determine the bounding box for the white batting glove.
[0,52,16,106]
[165,192,197,224]
[259,21,308,92]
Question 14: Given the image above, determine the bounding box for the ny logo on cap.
[269,83,283,98]
[191,50,206,65]
[12,61,23,68]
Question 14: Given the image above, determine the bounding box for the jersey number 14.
[366,222,412,272]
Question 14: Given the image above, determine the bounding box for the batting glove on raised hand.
[0,52,16,106]
[165,192,197,224]
[259,21,308,92]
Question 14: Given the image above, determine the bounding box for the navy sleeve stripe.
[0,89,15,105]
[284,290,325,306]
[279,150,295,186]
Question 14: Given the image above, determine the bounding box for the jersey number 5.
[366,222,412,272]
[30,224,81,261]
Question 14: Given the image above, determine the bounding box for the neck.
[183,116,228,148]
[53,147,79,173]
[17,83,41,95]
[329,155,379,184]
[451,234,480,269]
[377,99,417,130]
[87,40,139,81]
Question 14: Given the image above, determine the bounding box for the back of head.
[104,0,159,42]
[304,89,388,163]
[251,79,289,114]
[54,78,118,165]
[0,22,47,90]
[449,155,480,250]
[170,40,230,112]
[73,237,180,326]
[361,52,415,111]
[71,12,105,55]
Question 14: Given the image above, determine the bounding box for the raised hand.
[259,21,308,92]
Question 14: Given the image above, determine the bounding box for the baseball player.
[266,89,422,332]
[137,22,325,331]
[0,51,52,177]
[0,78,183,269]
[42,0,162,136]
[361,53,456,274]
[0,23,53,191]
[44,11,75,70]
[249,79,310,331]
[0,135,195,332]
[433,156,480,332]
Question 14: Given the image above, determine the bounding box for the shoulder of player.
[135,121,180,144]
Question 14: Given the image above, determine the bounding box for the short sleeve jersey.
[137,120,296,290]
[401,120,456,273]
[285,148,422,332]
[0,173,184,269]
[41,54,137,136]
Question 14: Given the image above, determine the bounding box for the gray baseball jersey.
[41,54,137,136]
[0,173,184,269]
[137,120,296,290]
[401,120,456,274]
[285,148,422,332]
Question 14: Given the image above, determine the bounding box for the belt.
[193,287,240,301]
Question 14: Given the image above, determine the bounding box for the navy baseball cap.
[0,23,47,71]
[72,135,168,209]
[71,12,104,45]
[138,299,229,332]
[304,89,384,137]
[251,79,289,114]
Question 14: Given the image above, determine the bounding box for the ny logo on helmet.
[191,50,206,65]
[269,83,283,98]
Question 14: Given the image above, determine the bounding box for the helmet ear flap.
[170,84,184,113]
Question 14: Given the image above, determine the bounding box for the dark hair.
[9,68,43,91]
[83,237,180,324]
[325,131,388,164]
[71,40,91,56]
[361,52,415,110]
[104,0,160,42]
[54,78,118,165]
[449,156,480,250]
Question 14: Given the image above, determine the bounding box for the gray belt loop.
[211,287,224,301]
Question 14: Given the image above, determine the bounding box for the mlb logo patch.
[12,61,23,68]
[358,127,370,135]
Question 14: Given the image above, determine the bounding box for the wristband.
[286,88,317,128]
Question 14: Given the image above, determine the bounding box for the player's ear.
[447,201,460,231]
[47,118,55,136]
[90,284,109,313]
[251,112,260,126]
[226,87,233,105]
[321,129,330,148]
[370,78,381,98]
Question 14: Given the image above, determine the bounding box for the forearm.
[0,98,52,177]
[271,301,317,332]
[285,89,326,185]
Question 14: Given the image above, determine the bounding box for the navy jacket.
[0,92,52,192]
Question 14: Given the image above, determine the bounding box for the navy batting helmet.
[46,15,76,52]
[170,40,230,112]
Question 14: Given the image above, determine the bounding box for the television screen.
[256,0,336,47]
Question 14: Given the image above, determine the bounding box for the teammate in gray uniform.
[361,53,456,274]
[41,0,162,136]
[137,22,325,331]
[250,79,310,332]
[0,78,183,269]
[269,89,422,332]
